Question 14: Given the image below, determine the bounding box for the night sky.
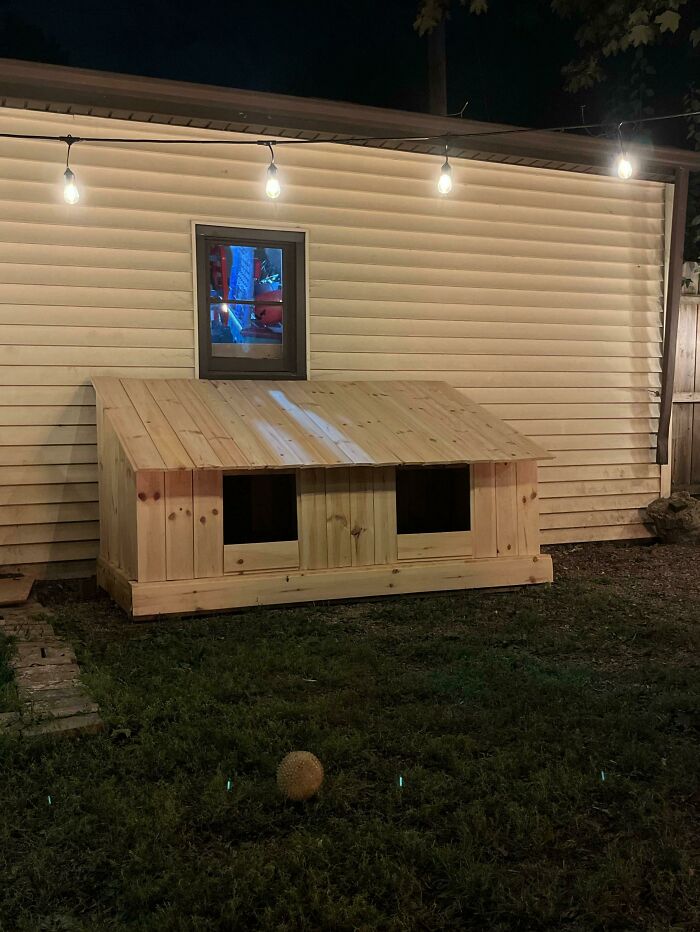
[0,0,694,148]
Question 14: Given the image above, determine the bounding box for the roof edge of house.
[0,57,698,178]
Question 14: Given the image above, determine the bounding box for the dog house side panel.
[135,470,167,582]
[164,470,195,580]
[98,404,138,581]
[193,470,224,578]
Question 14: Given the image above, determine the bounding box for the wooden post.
[657,166,689,465]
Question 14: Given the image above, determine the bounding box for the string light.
[615,124,634,180]
[0,106,695,204]
[62,136,79,204]
[265,142,281,199]
[437,142,453,195]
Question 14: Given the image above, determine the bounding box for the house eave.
[1,57,698,181]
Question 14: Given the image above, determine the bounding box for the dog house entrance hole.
[223,473,298,544]
[396,466,471,535]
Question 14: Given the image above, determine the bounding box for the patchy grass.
[1,543,700,930]
[0,629,19,713]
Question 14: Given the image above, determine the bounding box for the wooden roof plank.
[214,382,305,467]
[167,380,250,468]
[94,378,547,470]
[121,379,195,470]
[288,381,400,465]
[391,381,517,462]
[92,377,166,471]
[279,381,379,464]
[195,381,276,468]
[145,379,223,468]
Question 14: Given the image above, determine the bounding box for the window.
[223,473,298,545]
[196,225,306,379]
[396,466,471,535]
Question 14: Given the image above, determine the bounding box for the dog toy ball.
[277,751,324,801]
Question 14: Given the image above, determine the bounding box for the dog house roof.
[92,377,551,472]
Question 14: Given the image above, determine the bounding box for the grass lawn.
[0,629,19,714]
[1,543,700,931]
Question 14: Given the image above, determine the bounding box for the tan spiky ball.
[277,751,324,801]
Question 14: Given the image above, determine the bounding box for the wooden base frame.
[98,553,553,619]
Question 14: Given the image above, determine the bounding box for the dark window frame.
[195,224,307,380]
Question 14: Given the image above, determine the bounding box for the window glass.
[208,244,284,360]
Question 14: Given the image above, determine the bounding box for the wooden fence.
[672,297,700,491]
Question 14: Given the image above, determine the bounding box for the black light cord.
[0,108,697,149]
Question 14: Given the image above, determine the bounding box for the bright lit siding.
[0,109,665,576]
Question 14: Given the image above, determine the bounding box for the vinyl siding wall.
[0,109,665,576]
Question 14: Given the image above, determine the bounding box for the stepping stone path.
[0,600,104,737]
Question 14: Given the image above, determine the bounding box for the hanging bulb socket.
[615,124,633,180]
[62,136,80,204]
[265,143,281,199]
[437,142,453,195]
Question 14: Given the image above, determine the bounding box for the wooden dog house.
[94,378,553,617]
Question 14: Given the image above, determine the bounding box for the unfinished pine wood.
[164,471,194,580]
[99,553,554,617]
[397,531,472,561]
[349,467,375,566]
[224,540,299,573]
[297,468,328,570]
[495,462,519,557]
[515,460,541,556]
[471,462,497,558]
[193,470,223,578]
[135,470,166,582]
[373,466,398,564]
[93,378,551,471]
[324,468,353,568]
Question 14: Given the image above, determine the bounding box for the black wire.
[0,109,697,148]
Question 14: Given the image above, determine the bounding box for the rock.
[646,492,700,544]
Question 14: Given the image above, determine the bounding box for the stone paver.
[0,600,104,738]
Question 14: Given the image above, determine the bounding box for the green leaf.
[628,23,655,46]
[655,10,681,33]
[469,0,488,13]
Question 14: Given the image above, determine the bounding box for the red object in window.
[253,289,283,327]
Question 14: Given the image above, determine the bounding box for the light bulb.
[437,159,453,195]
[265,162,281,199]
[63,168,79,204]
[616,154,633,180]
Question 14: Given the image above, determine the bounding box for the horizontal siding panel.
[0,346,194,366]
[0,540,98,564]
[539,464,659,482]
[311,243,663,284]
[0,464,98,485]
[0,483,97,506]
[0,425,96,445]
[541,509,648,530]
[0,261,192,292]
[540,493,658,514]
[542,524,654,544]
[0,501,99,526]
[530,434,658,450]
[0,407,95,426]
[1,241,191,272]
[539,478,659,499]
[0,325,191,349]
[0,306,194,331]
[311,282,661,312]
[312,368,662,387]
[0,520,98,546]
[0,444,96,466]
[312,335,661,358]
[314,300,663,327]
[311,354,662,373]
[0,365,193,385]
[312,315,662,343]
